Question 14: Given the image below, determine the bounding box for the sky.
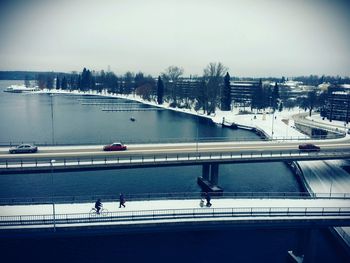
[0,0,349,77]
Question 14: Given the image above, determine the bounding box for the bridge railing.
[0,133,345,147]
[1,206,350,227]
[1,192,350,205]
[2,149,350,171]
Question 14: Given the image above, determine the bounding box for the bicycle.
[89,207,109,217]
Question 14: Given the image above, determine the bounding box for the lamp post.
[50,93,55,145]
[51,159,56,232]
[271,110,275,139]
[270,96,275,139]
[196,115,199,156]
[329,179,333,197]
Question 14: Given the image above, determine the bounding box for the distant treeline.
[1,70,349,85]
[1,68,349,116]
[0,71,63,80]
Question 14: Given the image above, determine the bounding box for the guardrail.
[1,192,350,206]
[1,206,350,227]
[2,149,350,172]
[0,134,345,147]
[293,115,347,135]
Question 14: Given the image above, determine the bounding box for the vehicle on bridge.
[298,143,320,152]
[9,144,38,154]
[103,142,127,151]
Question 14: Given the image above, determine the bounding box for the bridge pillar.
[202,164,210,181]
[210,163,219,186]
[197,163,223,195]
[288,228,316,263]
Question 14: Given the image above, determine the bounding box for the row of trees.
[33,64,336,116]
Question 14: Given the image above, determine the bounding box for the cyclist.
[95,199,102,214]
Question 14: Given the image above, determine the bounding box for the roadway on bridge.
[1,138,350,161]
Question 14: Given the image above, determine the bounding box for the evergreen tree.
[221,72,231,111]
[157,76,164,105]
[77,75,82,90]
[134,72,145,88]
[61,76,67,90]
[272,82,279,111]
[56,76,60,89]
[81,68,88,90]
[123,72,134,94]
[251,79,264,111]
[265,86,272,109]
[36,74,46,89]
[24,75,30,88]
[46,74,54,89]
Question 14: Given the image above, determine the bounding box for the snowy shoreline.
[32,87,311,140]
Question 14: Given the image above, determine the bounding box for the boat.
[4,85,40,93]
[130,117,136,121]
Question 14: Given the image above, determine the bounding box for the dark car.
[298,143,320,152]
[9,144,38,154]
[103,142,127,151]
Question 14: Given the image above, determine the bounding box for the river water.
[0,80,348,263]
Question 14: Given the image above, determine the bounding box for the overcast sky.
[0,0,349,77]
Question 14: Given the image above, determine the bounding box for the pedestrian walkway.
[2,197,350,217]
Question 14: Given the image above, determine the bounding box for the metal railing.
[1,192,349,206]
[0,133,345,147]
[2,149,350,171]
[1,206,350,227]
[334,227,350,245]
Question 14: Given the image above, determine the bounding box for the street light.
[196,115,199,156]
[270,96,275,139]
[50,93,55,145]
[51,159,56,232]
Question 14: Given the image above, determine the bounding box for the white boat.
[4,85,40,93]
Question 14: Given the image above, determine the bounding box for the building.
[230,81,260,107]
[325,86,350,122]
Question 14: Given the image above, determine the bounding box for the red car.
[103,142,127,151]
[298,143,320,152]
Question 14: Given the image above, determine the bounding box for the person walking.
[119,193,126,208]
[205,192,212,207]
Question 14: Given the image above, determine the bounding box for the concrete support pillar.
[210,163,219,186]
[202,164,210,181]
[288,228,316,263]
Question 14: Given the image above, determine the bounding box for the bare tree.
[202,62,228,114]
[203,62,227,79]
[162,66,184,82]
[162,66,184,105]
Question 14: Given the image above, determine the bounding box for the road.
[1,139,350,161]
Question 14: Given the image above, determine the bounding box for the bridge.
[1,138,350,192]
[1,139,350,173]
[1,193,350,236]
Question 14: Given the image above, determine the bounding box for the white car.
[9,144,38,154]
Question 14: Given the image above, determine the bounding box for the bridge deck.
[2,198,350,216]
[1,198,350,233]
